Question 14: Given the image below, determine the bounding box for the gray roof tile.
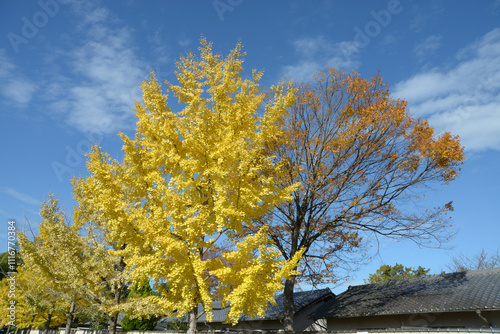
[311,268,500,319]
[239,288,333,321]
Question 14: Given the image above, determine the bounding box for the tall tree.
[365,263,430,283]
[74,39,301,334]
[257,68,465,331]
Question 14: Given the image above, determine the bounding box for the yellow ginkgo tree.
[74,39,302,334]
[0,265,67,334]
[17,195,146,334]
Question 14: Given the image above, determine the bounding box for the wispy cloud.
[409,4,443,33]
[413,35,442,61]
[0,50,37,107]
[148,29,170,65]
[393,28,500,152]
[0,1,148,135]
[282,36,360,82]
[2,187,40,206]
[493,0,500,13]
[43,3,147,134]
[178,38,192,49]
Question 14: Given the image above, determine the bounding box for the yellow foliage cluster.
[0,266,67,329]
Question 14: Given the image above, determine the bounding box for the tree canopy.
[365,263,431,283]
[16,195,137,334]
[73,39,302,334]
[256,68,465,330]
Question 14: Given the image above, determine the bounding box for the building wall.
[30,329,500,334]
[294,296,332,332]
[197,295,334,332]
[326,310,500,331]
[196,319,283,331]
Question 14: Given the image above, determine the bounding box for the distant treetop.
[365,263,430,283]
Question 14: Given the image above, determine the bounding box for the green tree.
[0,251,22,280]
[365,263,430,283]
[120,280,160,331]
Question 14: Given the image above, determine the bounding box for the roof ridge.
[349,267,500,290]
[310,267,500,320]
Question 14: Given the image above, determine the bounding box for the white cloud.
[148,29,170,65]
[413,35,442,61]
[1,187,40,206]
[1,1,165,135]
[0,50,37,107]
[282,36,360,82]
[409,4,444,33]
[393,28,500,152]
[178,38,191,49]
[45,5,147,134]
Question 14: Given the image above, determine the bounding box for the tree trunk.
[108,282,123,334]
[187,305,198,334]
[26,315,36,334]
[109,285,122,334]
[64,300,76,334]
[6,324,12,334]
[283,277,296,332]
[43,313,52,334]
[22,315,35,334]
[109,253,126,334]
[109,312,118,334]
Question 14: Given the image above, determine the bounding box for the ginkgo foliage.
[0,265,67,332]
[74,39,301,333]
[17,195,138,334]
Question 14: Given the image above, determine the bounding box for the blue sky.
[1,0,499,293]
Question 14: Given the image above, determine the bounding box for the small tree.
[365,263,430,283]
[17,195,144,334]
[74,39,302,334]
[0,265,68,333]
[120,280,160,331]
[447,248,500,272]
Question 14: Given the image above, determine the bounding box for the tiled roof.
[239,288,333,321]
[197,300,229,323]
[311,268,500,319]
[195,288,333,323]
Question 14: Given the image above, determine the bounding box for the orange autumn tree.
[256,68,465,331]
